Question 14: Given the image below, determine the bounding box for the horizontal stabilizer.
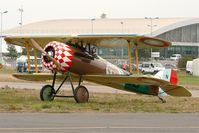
[160,84,192,97]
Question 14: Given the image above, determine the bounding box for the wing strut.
[33,48,38,73]
[26,43,31,72]
[134,43,139,74]
[127,41,132,74]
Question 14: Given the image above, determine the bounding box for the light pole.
[18,7,23,34]
[121,21,124,33]
[145,17,159,58]
[91,18,95,34]
[120,21,124,57]
[18,8,23,26]
[0,10,8,61]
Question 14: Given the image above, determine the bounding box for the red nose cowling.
[41,41,73,72]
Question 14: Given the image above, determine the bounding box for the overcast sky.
[1,0,199,30]
[1,0,199,52]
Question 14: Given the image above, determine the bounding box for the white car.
[153,63,165,71]
[165,63,179,71]
[170,54,181,61]
[186,61,193,74]
[141,62,165,74]
[16,55,43,73]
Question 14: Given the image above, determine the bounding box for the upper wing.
[4,34,171,48]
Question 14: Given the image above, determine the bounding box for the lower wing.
[12,73,191,97]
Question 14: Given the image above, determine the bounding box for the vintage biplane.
[4,34,192,103]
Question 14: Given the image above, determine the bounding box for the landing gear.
[158,96,166,103]
[74,86,89,103]
[40,71,89,103]
[40,85,55,101]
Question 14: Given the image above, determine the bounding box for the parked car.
[16,55,43,73]
[121,63,128,70]
[132,64,142,71]
[165,63,179,71]
[170,54,181,61]
[141,62,165,74]
[153,63,165,71]
[186,61,193,74]
[141,62,155,74]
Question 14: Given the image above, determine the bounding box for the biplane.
[4,34,192,103]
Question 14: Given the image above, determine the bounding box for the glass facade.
[157,24,199,58]
[98,23,199,58]
[160,45,199,58]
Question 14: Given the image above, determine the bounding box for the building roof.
[4,18,199,37]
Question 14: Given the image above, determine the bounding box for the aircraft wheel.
[40,85,55,101]
[74,86,89,103]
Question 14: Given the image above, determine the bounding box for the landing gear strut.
[158,96,166,103]
[40,71,89,103]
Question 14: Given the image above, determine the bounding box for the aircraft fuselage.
[41,41,160,96]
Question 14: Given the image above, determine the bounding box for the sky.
[1,0,199,52]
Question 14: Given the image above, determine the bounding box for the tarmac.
[0,113,199,133]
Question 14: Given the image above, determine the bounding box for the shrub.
[178,55,194,69]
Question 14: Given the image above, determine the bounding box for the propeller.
[30,39,61,70]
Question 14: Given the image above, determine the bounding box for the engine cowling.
[41,41,73,72]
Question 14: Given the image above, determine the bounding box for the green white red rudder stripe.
[155,69,179,96]
[162,69,178,85]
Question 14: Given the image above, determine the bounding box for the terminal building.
[4,18,199,58]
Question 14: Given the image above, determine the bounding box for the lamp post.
[0,10,8,61]
[120,21,124,57]
[18,8,23,26]
[145,17,159,36]
[121,21,124,33]
[18,7,23,34]
[91,18,95,34]
[145,17,159,58]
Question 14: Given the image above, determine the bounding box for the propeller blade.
[30,39,46,54]
[30,39,61,70]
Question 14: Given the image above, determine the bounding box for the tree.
[178,55,194,69]
[138,49,151,60]
[21,47,27,55]
[22,47,41,57]
[7,44,18,59]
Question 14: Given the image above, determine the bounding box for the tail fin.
[155,69,179,97]
[155,69,178,85]
[155,69,191,97]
